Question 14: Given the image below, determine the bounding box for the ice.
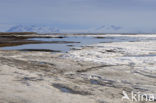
[64,35,156,70]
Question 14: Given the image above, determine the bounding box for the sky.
[0,0,156,32]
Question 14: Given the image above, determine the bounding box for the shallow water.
[2,35,156,52]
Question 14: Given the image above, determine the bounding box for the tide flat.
[0,33,156,103]
[1,34,156,53]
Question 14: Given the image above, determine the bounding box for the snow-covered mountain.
[0,24,14,32]
[0,23,145,33]
[7,25,60,33]
[88,25,125,33]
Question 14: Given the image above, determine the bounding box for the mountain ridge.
[7,25,60,33]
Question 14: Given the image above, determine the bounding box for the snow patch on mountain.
[88,25,127,33]
[0,23,149,33]
[0,24,14,32]
[7,25,60,33]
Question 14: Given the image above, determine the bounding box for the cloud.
[0,0,156,31]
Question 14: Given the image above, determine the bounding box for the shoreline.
[0,33,156,103]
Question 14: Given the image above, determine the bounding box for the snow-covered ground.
[65,35,156,71]
[0,34,156,103]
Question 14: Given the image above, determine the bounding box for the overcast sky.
[0,0,156,31]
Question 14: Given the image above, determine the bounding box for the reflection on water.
[2,35,156,52]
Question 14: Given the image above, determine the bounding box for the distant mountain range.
[0,24,143,33]
[6,25,60,33]
[88,25,125,33]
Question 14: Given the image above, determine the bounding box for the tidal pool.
[2,35,156,52]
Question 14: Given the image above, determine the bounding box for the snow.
[0,24,14,32]
[6,25,60,33]
[64,35,156,70]
[87,25,136,33]
[0,23,155,33]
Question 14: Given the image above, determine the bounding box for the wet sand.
[0,33,156,103]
